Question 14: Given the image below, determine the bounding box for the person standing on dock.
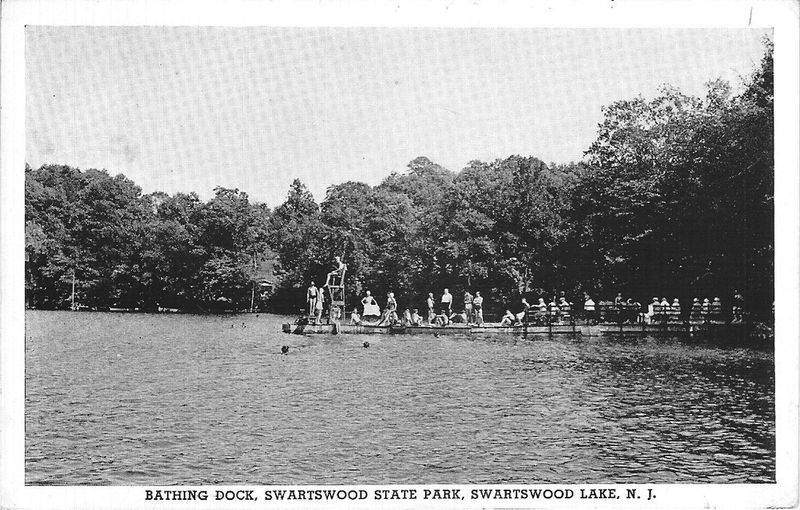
[361,290,380,317]
[315,285,325,323]
[464,290,474,324]
[378,292,398,326]
[473,291,484,325]
[427,292,435,324]
[441,288,453,314]
[386,292,397,313]
[307,281,318,317]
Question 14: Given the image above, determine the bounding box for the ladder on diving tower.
[326,267,346,322]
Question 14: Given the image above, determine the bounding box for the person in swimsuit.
[427,292,435,324]
[516,298,531,324]
[378,292,398,326]
[441,288,453,314]
[436,308,450,326]
[537,297,547,313]
[464,291,474,324]
[500,310,516,326]
[472,291,484,325]
[315,286,325,323]
[326,256,347,285]
[450,310,468,324]
[307,281,318,316]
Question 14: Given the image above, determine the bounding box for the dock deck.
[282,321,748,337]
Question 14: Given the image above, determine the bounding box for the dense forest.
[25,41,774,319]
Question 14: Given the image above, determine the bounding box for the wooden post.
[249,254,256,313]
[71,269,76,311]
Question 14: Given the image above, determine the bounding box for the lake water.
[25,311,774,485]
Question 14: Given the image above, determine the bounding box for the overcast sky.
[26,27,769,207]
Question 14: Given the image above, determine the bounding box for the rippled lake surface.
[25,310,774,485]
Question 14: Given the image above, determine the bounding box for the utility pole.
[71,269,76,311]
[249,253,256,313]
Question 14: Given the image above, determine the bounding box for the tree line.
[26,41,773,318]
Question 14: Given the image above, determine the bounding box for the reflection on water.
[25,311,774,485]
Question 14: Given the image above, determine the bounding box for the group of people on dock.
[307,258,750,327]
[591,290,746,324]
[305,257,348,324]
[305,281,326,323]
[348,289,748,327]
[351,288,486,327]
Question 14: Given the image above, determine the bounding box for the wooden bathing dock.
[281,321,749,337]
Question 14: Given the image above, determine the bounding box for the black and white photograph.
[1,1,798,509]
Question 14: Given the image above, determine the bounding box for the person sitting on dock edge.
[559,297,572,322]
[701,298,711,320]
[450,310,468,324]
[411,308,423,326]
[434,308,450,326]
[537,297,547,313]
[584,294,596,324]
[669,298,682,322]
[690,298,702,322]
[645,297,659,324]
[500,310,516,326]
[549,297,560,322]
[710,297,723,320]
